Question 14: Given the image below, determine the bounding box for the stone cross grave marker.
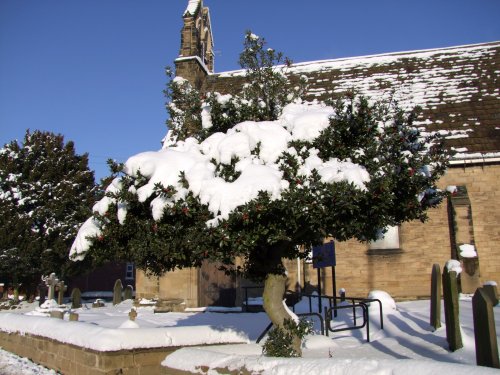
[44,273,58,301]
[129,308,138,321]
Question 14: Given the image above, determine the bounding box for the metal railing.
[301,294,384,330]
[324,302,371,342]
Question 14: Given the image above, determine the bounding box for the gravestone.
[472,287,499,368]
[113,279,123,305]
[430,264,442,330]
[442,266,463,351]
[339,288,346,302]
[38,281,48,307]
[124,285,134,301]
[482,284,499,306]
[129,308,138,321]
[57,281,67,305]
[92,299,105,308]
[44,273,58,301]
[69,312,79,321]
[71,288,82,309]
[49,310,64,319]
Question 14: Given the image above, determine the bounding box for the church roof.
[209,41,500,163]
[184,0,201,16]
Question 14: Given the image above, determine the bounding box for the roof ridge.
[215,40,500,77]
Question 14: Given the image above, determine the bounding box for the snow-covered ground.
[0,293,499,374]
[0,348,57,375]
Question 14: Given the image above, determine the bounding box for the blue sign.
[312,241,336,269]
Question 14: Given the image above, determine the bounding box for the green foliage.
[163,67,203,145]
[164,31,307,144]
[0,130,96,294]
[262,318,312,357]
[80,33,449,286]
[238,31,307,122]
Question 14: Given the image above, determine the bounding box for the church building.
[136,0,500,307]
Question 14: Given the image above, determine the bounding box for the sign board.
[312,241,336,269]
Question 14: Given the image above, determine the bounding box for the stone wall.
[135,270,159,300]
[286,163,500,300]
[135,268,199,308]
[137,163,500,305]
[0,330,177,375]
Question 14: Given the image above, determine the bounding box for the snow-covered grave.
[0,292,499,374]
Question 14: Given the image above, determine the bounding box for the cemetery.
[0,265,499,374]
[0,1,498,374]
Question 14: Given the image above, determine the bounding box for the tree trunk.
[262,273,302,356]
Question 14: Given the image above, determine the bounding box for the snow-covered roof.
[184,0,201,16]
[210,41,500,159]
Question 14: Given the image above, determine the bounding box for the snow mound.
[459,244,477,258]
[368,290,397,313]
[302,334,337,350]
[70,102,372,259]
[119,320,140,329]
[162,347,500,375]
[446,259,462,275]
[39,299,60,310]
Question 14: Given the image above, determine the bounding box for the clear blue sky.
[1,0,499,181]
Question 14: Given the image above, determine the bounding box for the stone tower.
[175,0,214,90]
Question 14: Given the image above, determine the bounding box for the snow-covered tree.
[70,33,450,356]
[0,130,96,296]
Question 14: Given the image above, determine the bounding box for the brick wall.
[0,330,177,375]
[136,164,499,305]
[286,163,500,300]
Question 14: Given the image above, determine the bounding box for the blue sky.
[1,0,499,181]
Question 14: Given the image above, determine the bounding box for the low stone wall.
[0,330,178,374]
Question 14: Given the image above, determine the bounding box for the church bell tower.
[175,0,214,90]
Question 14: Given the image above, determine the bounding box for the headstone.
[69,312,79,321]
[442,266,463,351]
[38,281,48,306]
[430,264,442,330]
[49,310,64,319]
[124,285,134,301]
[113,279,123,305]
[92,299,105,308]
[71,288,82,309]
[482,284,499,306]
[473,287,499,368]
[44,273,58,301]
[56,280,67,305]
[129,308,138,321]
[339,288,346,302]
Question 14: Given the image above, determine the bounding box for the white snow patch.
[71,103,373,257]
[459,244,477,258]
[446,259,462,275]
[446,185,457,194]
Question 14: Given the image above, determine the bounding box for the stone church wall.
[285,163,500,300]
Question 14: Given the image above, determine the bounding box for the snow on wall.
[0,313,248,352]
